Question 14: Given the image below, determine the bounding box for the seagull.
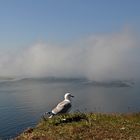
[43,93,74,118]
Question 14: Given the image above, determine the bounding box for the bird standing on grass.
[43,93,74,118]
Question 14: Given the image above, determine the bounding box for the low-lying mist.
[0,29,140,81]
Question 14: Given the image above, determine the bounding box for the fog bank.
[0,29,140,81]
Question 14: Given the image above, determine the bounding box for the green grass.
[15,113,140,140]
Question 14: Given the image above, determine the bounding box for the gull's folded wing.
[52,100,71,114]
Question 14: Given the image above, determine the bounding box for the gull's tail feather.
[42,111,55,119]
[44,111,52,115]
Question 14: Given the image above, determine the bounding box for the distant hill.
[0,76,15,81]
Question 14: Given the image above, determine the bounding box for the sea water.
[0,78,140,139]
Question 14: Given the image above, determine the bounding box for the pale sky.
[0,0,139,48]
[0,0,140,80]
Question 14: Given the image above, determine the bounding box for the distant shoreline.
[0,76,134,88]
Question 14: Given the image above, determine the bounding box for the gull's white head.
[64,93,74,101]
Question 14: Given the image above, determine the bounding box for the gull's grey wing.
[52,100,71,114]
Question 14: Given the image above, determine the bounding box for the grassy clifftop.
[15,113,140,140]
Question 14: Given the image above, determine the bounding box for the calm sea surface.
[0,78,140,139]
